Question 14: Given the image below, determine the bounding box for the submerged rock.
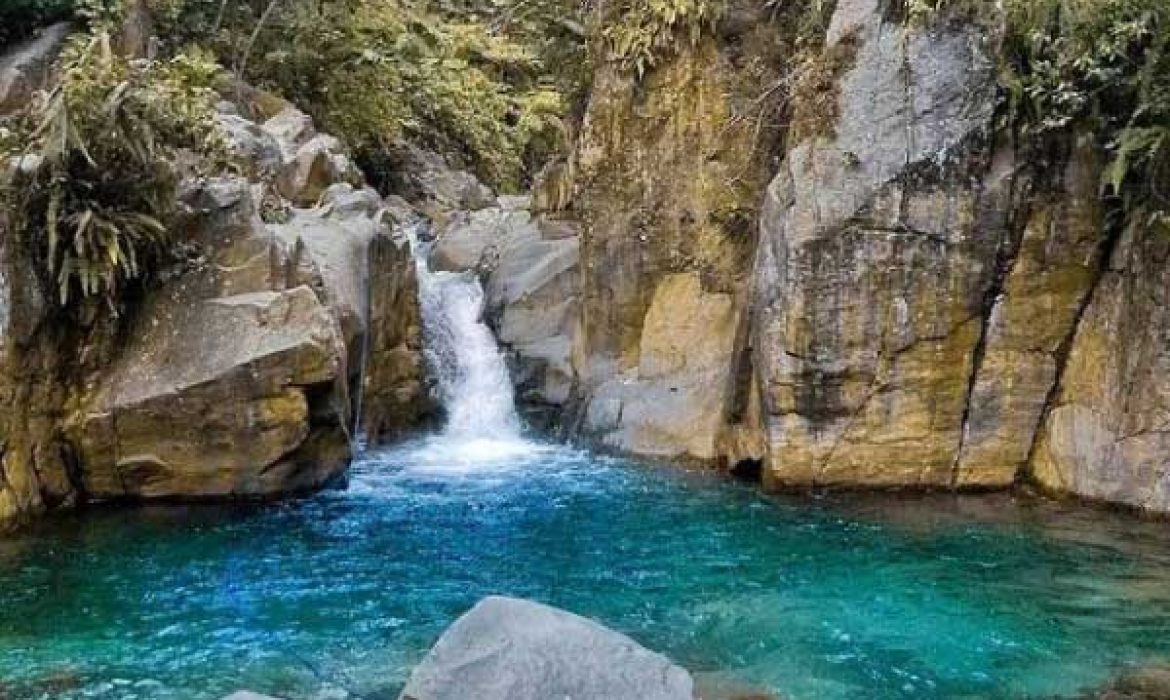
[399,596,694,700]
[1083,664,1170,699]
[220,693,285,700]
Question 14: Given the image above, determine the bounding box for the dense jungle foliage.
[0,0,1166,314]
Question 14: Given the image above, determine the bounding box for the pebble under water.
[2,438,1170,700]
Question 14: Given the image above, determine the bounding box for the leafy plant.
[599,0,727,77]
[999,0,1169,226]
[2,31,223,310]
[152,0,579,192]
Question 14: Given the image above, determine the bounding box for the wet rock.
[1084,664,1170,699]
[484,213,581,421]
[399,596,694,700]
[74,285,348,499]
[0,23,71,114]
[362,227,428,442]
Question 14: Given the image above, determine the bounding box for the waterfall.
[408,225,526,456]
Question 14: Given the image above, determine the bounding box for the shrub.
[999,0,1169,227]
[1,31,223,310]
[599,0,727,77]
[154,0,579,192]
[898,0,1168,228]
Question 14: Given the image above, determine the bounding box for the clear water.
[1,439,1170,700]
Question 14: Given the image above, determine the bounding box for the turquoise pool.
[1,438,1169,699]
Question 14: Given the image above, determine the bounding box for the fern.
[3,31,222,311]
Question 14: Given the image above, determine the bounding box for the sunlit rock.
[399,596,694,700]
[583,272,740,462]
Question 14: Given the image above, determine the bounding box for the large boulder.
[750,0,1025,488]
[71,178,351,499]
[0,23,71,114]
[67,138,426,499]
[399,597,694,700]
[261,107,361,206]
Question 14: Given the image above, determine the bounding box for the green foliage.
[999,0,1169,227]
[156,0,580,192]
[2,31,223,310]
[600,0,727,77]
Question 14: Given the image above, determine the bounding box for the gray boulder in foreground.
[399,596,694,700]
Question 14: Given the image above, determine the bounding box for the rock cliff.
[541,0,1170,513]
[1,92,426,524]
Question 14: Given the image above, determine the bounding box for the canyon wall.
[560,4,792,464]
[2,0,1169,526]
[557,0,1170,513]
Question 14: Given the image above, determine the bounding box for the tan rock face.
[564,7,785,462]
[1030,222,1170,512]
[76,287,345,498]
[362,228,428,442]
[954,140,1106,487]
[0,101,427,526]
[583,273,740,462]
[752,0,1013,488]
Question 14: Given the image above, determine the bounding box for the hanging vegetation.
[1,31,224,310]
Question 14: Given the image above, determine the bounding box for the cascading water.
[405,224,535,464]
